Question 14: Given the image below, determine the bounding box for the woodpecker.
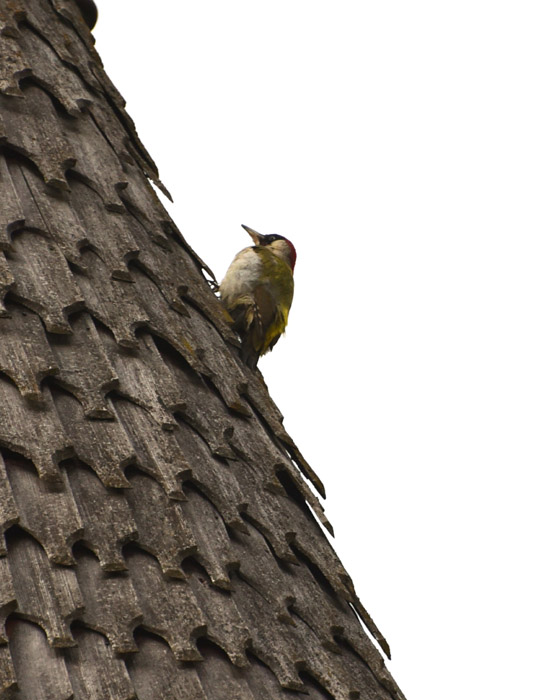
[220,224,296,369]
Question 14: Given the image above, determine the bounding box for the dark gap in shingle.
[122,540,161,569]
[64,256,87,277]
[62,455,112,484]
[297,670,335,700]
[68,239,100,263]
[8,227,50,246]
[72,540,114,572]
[122,462,149,483]
[1,447,41,481]
[181,555,213,585]
[4,523,39,550]
[171,408,222,456]
[333,633,367,664]
[244,649,297,693]
[234,568,273,606]
[196,636,234,663]
[4,612,25,642]
[46,376,85,410]
[275,469,312,518]
[182,479,237,530]
[69,619,112,646]
[128,259,166,290]
[290,545,338,602]
[202,374,241,414]
[62,308,87,329]
[3,449,41,482]
[18,76,75,121]
[65,168,105,204]
[150,332,202,382]
[131,625,169,648]
[106,389,146,415]
[287,605,320,640]
[118,195,157,239]
[239,512,294,568]
[88,314,116,341]
[0,371,20,391]
[2,148,44,182]
[225,523,245,543]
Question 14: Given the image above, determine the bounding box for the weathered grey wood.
[22,0,101,92]
[7,535,83,647]
[231,576,305,692]
[0,556,17,643]
[118,162,173,242]
[188,571,250,667]
[62,110,129,212]
[0,379,72,483]
[65,627,136,700]
[126,633,208,700]
[8,620,73,700]
[99,329,182,429]
[172,421,247,531]
[133,227,239,344]
[74,249,149,347]
[69,177,139,280]
[0,86,75,190]
[0,251,14,314]
[75,549,142,653]
[180,489,239,590]
[0,154,25,250]
[8,230,84,333]
[0,31,29,96]
[0,453,18,557]
[125,472,196,578]
[16,22,93,115]
[115,399,190,499]
[231,525,295,627]
[49,312,119,419]
[126,549,205,662]
[5,455,83,565]
[246,373,326,497]
[0,304,58,402]
[196,645,257,700]
[0,1,406,697]
[67,463,137,571]
[53,390,133,488]
[0,643,16,696]
[156,338,237,458]
[20,163,88,266]
[88,98,136,169]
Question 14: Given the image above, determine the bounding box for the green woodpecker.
[220,224,296,368]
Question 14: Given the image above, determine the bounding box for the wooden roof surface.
[0,1,405,698]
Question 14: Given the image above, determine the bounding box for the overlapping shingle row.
[0,2,405,698]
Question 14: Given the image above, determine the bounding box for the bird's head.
[242,224,297,272]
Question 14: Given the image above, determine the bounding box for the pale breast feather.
[219,247,263,304]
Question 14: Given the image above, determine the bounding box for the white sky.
[94,3,538,698]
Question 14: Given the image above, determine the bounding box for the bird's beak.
[242,224,263,245]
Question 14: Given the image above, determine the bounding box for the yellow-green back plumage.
[220,239,295,368]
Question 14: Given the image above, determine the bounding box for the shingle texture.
[0,1,406,698]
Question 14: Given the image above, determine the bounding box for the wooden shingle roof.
[0,1,406,698]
